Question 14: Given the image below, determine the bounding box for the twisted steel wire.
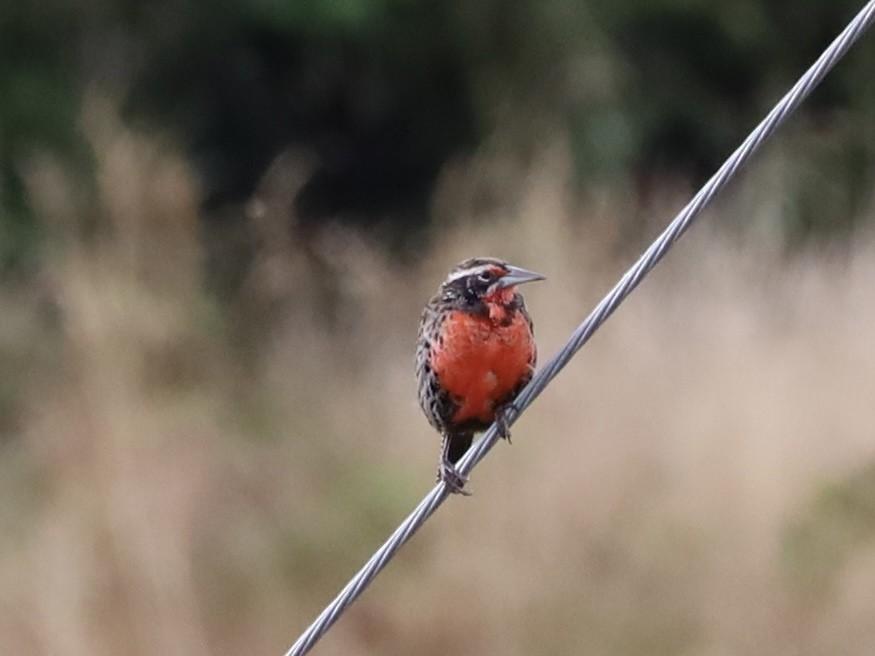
[284,3,875,654]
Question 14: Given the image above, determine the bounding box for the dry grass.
[2,116,875,656]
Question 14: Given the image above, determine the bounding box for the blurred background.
[2,1,875,654]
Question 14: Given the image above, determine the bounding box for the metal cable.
[284,3,875,654]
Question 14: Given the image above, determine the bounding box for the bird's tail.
[442,431,474,465]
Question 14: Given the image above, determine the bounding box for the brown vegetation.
[2,116,875,656]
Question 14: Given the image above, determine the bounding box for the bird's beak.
[494,265,546,289]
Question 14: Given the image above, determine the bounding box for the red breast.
[430,306,536,424]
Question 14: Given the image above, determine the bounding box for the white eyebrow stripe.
[445,264,496,283]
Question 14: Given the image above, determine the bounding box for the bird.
[416,257,544,494]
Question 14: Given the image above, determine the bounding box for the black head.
[440,257,545,309]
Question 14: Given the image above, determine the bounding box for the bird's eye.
[477,271,495,284]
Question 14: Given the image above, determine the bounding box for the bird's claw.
[495,403,517,443]
[438,459,472,496]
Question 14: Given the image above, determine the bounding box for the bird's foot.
[437,459,472,496]
[495,403,517,443]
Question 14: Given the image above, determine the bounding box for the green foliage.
[0,0,82,271]
[1,0,873,271]
[783,464,875,590]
